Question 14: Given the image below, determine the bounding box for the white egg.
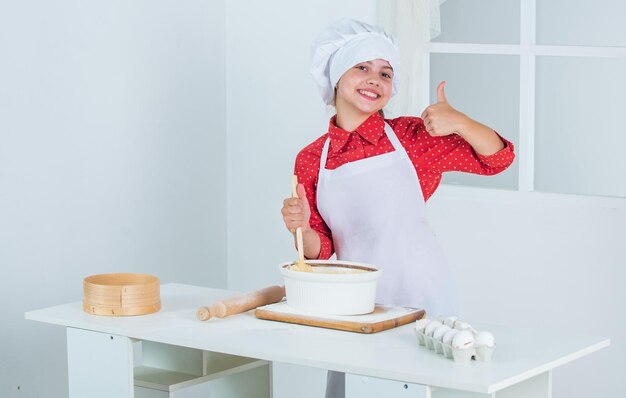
[442,329,458,345]
[454,321,476,334]
[415,318,431,332]
[451,330,474,349]
[474,331,495,347]
[424,320,443,337]
[433,324,452,341]
[443,316,458,328]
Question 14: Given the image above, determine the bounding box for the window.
[429,0,626,197]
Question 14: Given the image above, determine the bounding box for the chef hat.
[310,18,400,105]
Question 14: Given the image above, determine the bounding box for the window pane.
[535,56,626,197]
[433,0,520,44]
[430,54,519,190]
[537,0,626,47]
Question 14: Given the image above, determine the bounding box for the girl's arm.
[452,117,504,156]
[299,227,322,260]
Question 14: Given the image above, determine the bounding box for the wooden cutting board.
[255,301,425,334]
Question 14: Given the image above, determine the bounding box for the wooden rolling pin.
[197,285,285,321]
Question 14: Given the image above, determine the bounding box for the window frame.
[426,0,626,197]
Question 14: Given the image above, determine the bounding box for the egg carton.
[414,318,495,362]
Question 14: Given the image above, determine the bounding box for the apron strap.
[319,137,331,172]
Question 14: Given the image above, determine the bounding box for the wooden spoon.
[290,175,313,273]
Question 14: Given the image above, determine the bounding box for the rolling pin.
[197,285,285,321]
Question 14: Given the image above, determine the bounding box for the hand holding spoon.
[290,175,313,273]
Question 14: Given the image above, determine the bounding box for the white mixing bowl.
[279,260,382,315]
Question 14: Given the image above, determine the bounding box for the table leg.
[271,362,328,398]
[494,371,551,398]
[427,371,551,398]
[67,327,134,398]
[346,374,432,397]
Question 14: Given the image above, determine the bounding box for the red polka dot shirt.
[295,112,515,260]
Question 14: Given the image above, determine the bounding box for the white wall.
[428,186,624,397]
[0,1,227,397]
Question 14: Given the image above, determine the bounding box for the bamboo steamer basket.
[83,273,161,316]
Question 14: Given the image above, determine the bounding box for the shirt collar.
[328,113,386,153]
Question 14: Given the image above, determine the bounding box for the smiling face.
[334,59,394,122]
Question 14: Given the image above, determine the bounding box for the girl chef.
[281,18,514,396]
[282,19,514,315]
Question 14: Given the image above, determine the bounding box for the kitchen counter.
[25,283,609,397]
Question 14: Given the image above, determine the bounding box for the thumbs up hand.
[420,81,469,137]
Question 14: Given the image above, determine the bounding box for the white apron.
[318,122,458,398]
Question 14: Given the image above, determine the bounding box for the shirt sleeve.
[439,132,515,175]
[473,133,515,170]
[294,145,335,260]
[394,116,515,176]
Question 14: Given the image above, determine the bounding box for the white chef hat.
[310,18,400,105]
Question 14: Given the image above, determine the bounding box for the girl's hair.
[332,88,385,118]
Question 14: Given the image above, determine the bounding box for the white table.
[25,283,609,398]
